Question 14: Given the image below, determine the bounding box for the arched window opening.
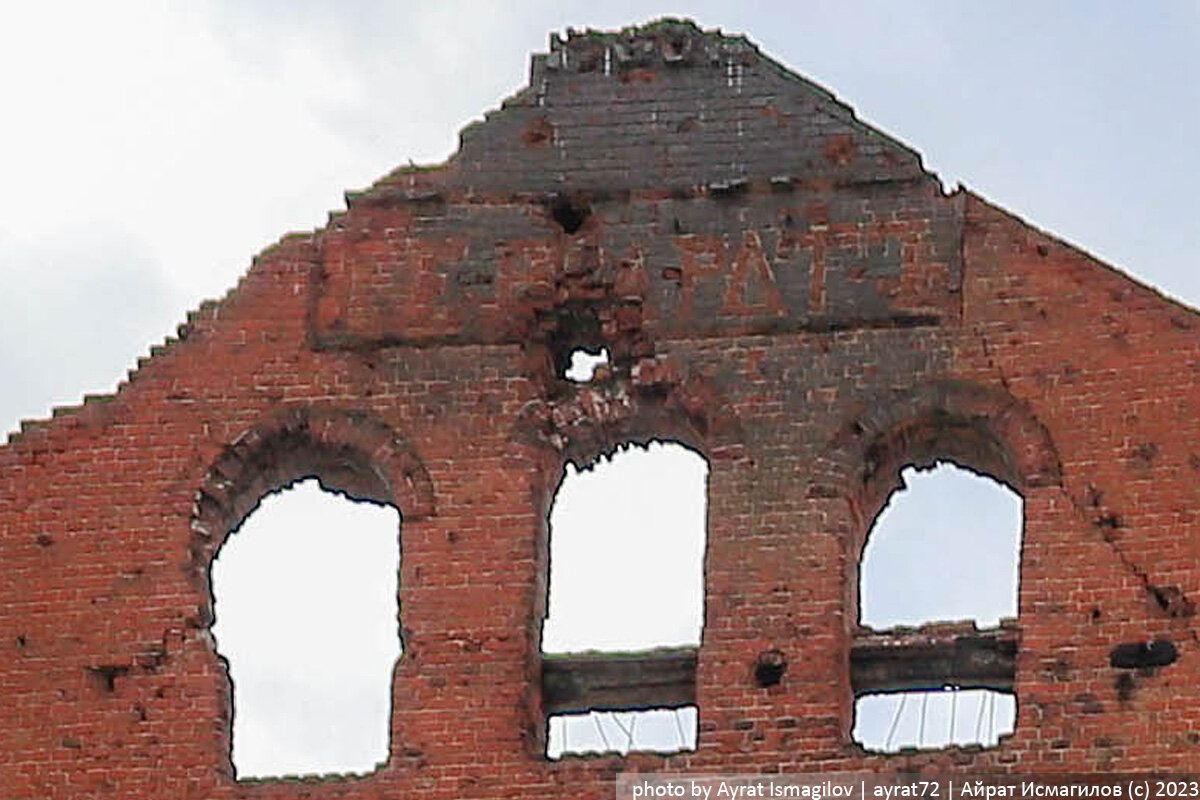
[852,462,1021,752]
[211,479,402,778]
[541,441,708,759]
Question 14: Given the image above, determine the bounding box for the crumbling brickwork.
[2,20,1199,799]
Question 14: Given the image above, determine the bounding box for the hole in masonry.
[542,442,708,758]
[549,194,590,234]
[211,479,401,779]
[854,689,1016,752]
[563,347,610,382]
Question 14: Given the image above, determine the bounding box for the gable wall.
[1,22,1197,799]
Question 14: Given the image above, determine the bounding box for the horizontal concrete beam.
[542,648,697,715]
[851,625,1018,696]
[541,626,1017,714]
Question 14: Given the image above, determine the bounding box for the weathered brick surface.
[2,20,1198,798]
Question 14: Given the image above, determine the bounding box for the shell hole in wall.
[854,462,1021,752]
[542,441,709,758]
[563,347,610,382]
[211,479,402,779]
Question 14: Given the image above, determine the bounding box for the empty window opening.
[854,689,1015,753]
[542,441,708,758]
[854,462,1022,752]
[211,479,401,779]
[547,707,699,759]
[860,462,1022,630]
[563,347,610,382]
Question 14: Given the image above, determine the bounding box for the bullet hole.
[672,217,685,235]
[1036,245,1049,257]
[1110,639,1178,669]
[1090,608,1102,623]
[1149,585,1196,618]
[549,194,590,234]
[16,634,26,648]
[87,664,130,693]
[1096,514,1122,541]
[1073,692,1104,714]
[754,649,787,687]
[35,533,53,547]
[1130,442,1159,467]
[1115,672,1135,702]
[1043,657,1074,683]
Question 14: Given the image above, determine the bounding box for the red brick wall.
[2,21,1197,799]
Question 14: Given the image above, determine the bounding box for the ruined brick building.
[2,19,1198,799]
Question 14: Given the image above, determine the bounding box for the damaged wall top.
[3,18,1200,800]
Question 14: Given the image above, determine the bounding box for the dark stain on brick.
[1116,672,1136,703]
[35,533,53,547]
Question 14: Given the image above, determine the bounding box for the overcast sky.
[2,1,1196,776]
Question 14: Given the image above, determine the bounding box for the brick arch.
[187,405,434,596]
[812,380,1061,529]
[512,371,746,469]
